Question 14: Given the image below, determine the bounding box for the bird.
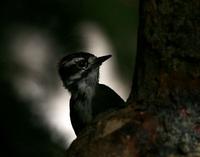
[58,52,125,135]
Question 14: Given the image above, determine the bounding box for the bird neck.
[70,69,99,99]
[70,70,99,123]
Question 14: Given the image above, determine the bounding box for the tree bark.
[66,0,200,157]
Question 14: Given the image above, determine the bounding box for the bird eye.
[76,60,88,69]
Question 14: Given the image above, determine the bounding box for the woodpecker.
[58,52,125,135]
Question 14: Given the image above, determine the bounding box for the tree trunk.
[66,0,200,156]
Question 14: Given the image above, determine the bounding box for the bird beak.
[93,55,112,67]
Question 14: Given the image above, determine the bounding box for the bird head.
[58,52,111,91]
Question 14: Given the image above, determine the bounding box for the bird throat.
[72,69,98,96]
[70,70,99,123]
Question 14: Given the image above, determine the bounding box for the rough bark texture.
[66,0,200,157]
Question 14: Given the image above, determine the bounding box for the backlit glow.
[8,23,130,147]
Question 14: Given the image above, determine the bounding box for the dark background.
[0,0,138,156]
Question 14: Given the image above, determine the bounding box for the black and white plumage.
[58,52,125,135]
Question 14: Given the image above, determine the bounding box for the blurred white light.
[9,28,75,146]
[44,88,76,145]
[79,22,130,100]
